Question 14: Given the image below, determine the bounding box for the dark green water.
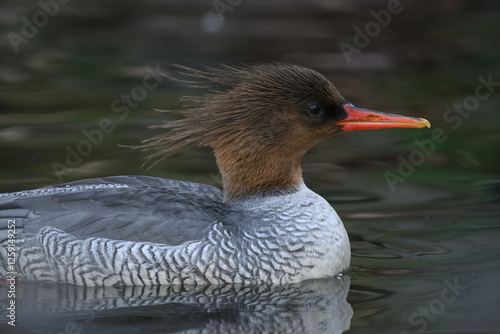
[1,1,499,333]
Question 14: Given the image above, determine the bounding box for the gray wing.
[0,176,226,245]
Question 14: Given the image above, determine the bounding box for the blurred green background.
[1,0,499,198]
[0,1,499,333]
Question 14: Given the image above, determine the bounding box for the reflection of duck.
[0,64,430,286]
[0,277,352,333]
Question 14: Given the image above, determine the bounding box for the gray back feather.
[0,176,226,245]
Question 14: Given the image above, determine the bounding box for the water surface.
[0,1,499,333]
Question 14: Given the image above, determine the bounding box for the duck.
[0,63,430,287]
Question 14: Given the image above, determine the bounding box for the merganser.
[0,63,430,286]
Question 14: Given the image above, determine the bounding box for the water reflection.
[1,276,352,333]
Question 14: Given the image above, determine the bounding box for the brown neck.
[214,146,305,201]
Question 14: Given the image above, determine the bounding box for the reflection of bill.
[0,276,352,333]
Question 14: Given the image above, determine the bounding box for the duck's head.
[140,63,430,201]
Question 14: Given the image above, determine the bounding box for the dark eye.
[307,104,324,117]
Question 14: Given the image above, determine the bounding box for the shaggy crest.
[137,63,344,167]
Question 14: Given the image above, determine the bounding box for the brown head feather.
[138,63,348,200]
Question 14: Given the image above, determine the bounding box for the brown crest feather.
[136,63,345,199]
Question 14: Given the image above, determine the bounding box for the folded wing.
[0,176,225,245]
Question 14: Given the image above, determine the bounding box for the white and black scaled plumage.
[0,176,350,286]
[0,63,357,286]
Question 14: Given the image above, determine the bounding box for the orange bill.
[337,104,431,131]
